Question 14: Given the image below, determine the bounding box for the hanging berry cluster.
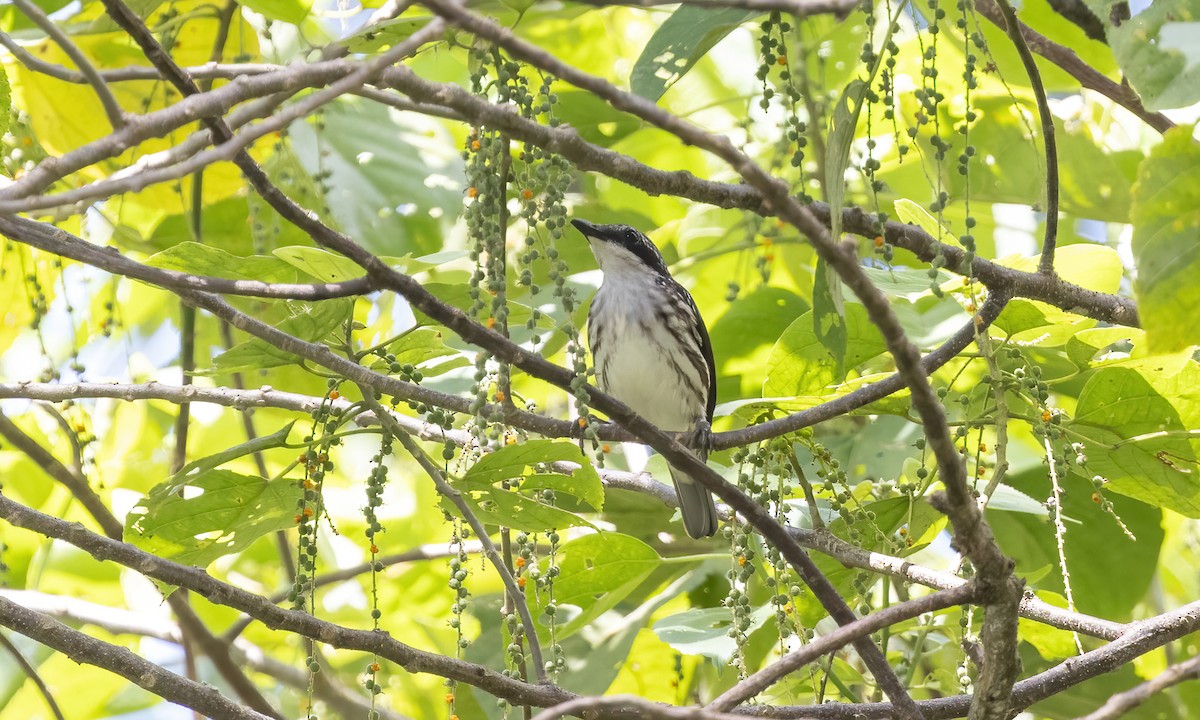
[361,425,393,713]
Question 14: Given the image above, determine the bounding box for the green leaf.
[273,246,365,283]
[239,0,311,25]
[539,532,662,635]
[826,78,869,242]
[987,468,1163,619]
[1131,125,1200,352]
[146,242,301,283]
[0,65,11,140]
[288,99,463,256]
[1094,0,1200,111]
[812,257,847,381]
[630,6,758,101]
[126,470,302,567]
[211,299,353,372]
[1072,364,1200,515]
[465,488,594,532]
[374,328,465,377]
[167,422,295,488]
[336,15,432,53]
[1066,327,1143,368]
[993,244,1124,343]
[465,439,599,485]
[764,303,888,397]
[553,90,643,147]
[652,605,773,662]
[521,472,604,511]
[894,198,961,247]
[709,286,809,399]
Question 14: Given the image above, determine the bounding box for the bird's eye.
[625,229,638,241]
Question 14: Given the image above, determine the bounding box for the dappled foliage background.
[0,0,1198,718]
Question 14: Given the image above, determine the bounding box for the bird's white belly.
[599,327,698,432]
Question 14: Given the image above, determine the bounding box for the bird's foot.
[681,420,714,455]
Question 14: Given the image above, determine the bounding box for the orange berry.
[487,317,496,329]
[370,544,379,554]
[1042,410,1052,423]
[303,507,314,518]
[505,436,517,445]
[1092,492,1103,504]
[784,603,793,614]
[445,694,455,704]
[874,235,885,248]
[515,556,526,568]
[973,314,984,326]
[329,390,340,400]
[577,417,588,428]
[294,514,303,523]
[776,55,787,66]
[517,577,527,588]
[521,189,533,200]
[966,302,977,313]
[979,443,988,453]
[602,444,611,453]
[496,390,506,402]
[898,527,908,536]
[467,186,478,198]
[470,140,480,151]
[369,662,381,673]
[737,555,747,567]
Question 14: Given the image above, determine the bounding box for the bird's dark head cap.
[571,218,669,276]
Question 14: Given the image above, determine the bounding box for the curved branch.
[992,0,1059,275]
[0,217,376,299]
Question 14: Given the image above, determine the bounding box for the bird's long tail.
[668,464,719,539]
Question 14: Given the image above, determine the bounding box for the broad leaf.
[1131,125,1200,352]
[211,299,353,372]
[126,470,302,567]
[630,6,758,101]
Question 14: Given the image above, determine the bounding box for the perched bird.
[572,218,719,538]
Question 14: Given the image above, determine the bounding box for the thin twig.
[0,631,67,720]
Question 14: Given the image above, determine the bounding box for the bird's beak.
[571,218,602,240]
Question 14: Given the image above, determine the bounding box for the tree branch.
[0,493,575,708]
[1073,654,1200,720]
[992,0,1060,275]
[708,583,979,710]
[973,0,1172,134]
[0,596,271,720]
